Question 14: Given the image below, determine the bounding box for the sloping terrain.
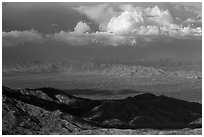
[2,86,202,135]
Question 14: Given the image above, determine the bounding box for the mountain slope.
[2,86,202,134]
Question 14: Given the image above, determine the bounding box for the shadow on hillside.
[2,86,202,130]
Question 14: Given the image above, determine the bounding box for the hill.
[2,86,202,134]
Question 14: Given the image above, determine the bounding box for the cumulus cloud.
[144,6,173,26]
[107,5,201,37]
[73,21,91,33]
[74,3,119,31]
[3,4,202,48]
[49,20,139,46]
[107,6,172,34]
[2,29,44,47]
[74,4,201,38]
[107,10,144,34]
[50,21,92,46]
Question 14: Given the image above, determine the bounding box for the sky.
[2,2,202,62]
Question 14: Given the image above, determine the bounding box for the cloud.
[2,4,202,48]
[106,5,201,37]
[2,29,44,47]
[50,21,92,46]
[74,3,119,31]
[136,26,160,35]
[184,17,202,24]
[171,2,202,25]
[50,20,139,46]
[90,31,137,46]
[144,6,173,26]
[73,21,91,33]
[161,25,202,38]
[51,31,90,46]
[51,22,201,47]
[3,27,201,48]
[51,31,139,47]
[107,5,173,34]
[107,10,144,34]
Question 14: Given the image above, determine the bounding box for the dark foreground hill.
[2,86,202,135]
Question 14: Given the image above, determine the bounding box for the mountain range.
[2,86,202,135]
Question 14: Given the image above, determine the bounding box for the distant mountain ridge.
[2,86,202,134]
[3,60,201,79]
